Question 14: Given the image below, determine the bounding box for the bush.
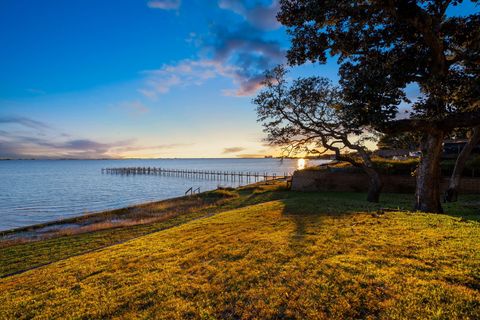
[372,157,419,175]
[441,155,480,177]
[305,155,480,177]
[207,189,239,199]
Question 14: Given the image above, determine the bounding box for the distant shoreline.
[0,156,334,161]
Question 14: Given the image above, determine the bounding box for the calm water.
[0,158,326,231]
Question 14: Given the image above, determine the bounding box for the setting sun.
[297,158,306,170]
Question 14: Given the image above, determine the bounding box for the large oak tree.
[278,0,480,212]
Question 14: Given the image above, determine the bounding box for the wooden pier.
[101,167,291,183]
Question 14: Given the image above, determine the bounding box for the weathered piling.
[102,167,292,183]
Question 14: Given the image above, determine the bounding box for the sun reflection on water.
[297,158,306,170]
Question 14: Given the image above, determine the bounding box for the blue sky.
[0,0,476,158]
[0,0,334,158]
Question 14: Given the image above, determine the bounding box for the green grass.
[0,184,290,277]
[1,184,479,319]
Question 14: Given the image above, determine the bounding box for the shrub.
[207,189,239,199]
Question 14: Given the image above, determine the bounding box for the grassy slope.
[0,186,290,277]
[1,186,479,319]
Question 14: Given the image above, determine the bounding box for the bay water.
[0,158,326,231]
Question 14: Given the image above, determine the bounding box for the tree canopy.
[277,0,480,212]
[278,0,480,129]
[254,66,383,202]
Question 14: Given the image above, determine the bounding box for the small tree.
[445,125,480,202]
[254,66,383,202]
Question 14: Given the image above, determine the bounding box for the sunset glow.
[0,0,334,159]
[297,158,306,170]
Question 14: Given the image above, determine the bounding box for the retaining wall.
[291,170,480,194]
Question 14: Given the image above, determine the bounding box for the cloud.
[26,88,47,95]
[140,59,236,98]
[0,134,186,159]
[0,116,186,159]
[0,116,51,131]
[206,23,286,96]
[223,147,245,154]
[218,0,280,30]
[147,0,181,10]
[118,100,150,115]
[140,24,285,98]
[63,139,119,152]
[0,137,122,159]
[235,153,266,158]
[113,143,192,153]
[139,1,285,98]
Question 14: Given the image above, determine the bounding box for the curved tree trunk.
[444,126,480,202]
[365,167,383,203]
[330,134,383,203]
[356,147,382,203]
[334,151,382,202]
[414,130,445,213]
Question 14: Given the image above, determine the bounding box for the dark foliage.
[277,0,480,212]
[254,66,383,202]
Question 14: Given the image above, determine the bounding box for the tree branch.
[379,110,480,134]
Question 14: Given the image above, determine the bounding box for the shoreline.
[0,191,225,243]
[0,195,188,236]
[0,158,317,235]
[0,182,273,244]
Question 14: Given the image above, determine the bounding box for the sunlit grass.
[0,184,479,319]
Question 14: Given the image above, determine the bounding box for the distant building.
[374,149,410,158]
[443,139,480,158]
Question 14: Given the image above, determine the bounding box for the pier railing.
[102,167,292,183]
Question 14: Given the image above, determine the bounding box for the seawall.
[291,170,480,194]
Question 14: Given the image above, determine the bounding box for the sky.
[0,0,477,159]
[0,0,337,159]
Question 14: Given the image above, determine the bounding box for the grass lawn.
[1,184,479,319]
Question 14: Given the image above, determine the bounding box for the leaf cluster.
[278,0,480,130]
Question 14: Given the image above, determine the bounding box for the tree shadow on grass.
[279,194,361,253]
[441,195,480,222]
[280,192,480,250]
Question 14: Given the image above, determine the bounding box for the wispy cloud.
[208,23,285,96]
[0,116,51,131]
[140,0,285,98]
[0,115,186,159]
[147,0,181,10]
[218,0,280,31]
[235,153,266,158]
[113,143,192,153]
[25,88,47,95]
[140,59,235,98]
[223,147,245,154]
[0,137,123,159]
[118,100,150,115]
[0,134,187,159]
[140,24,285,98]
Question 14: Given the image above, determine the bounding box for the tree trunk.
[353,146,383,203]
[365,168,383,203]
[444,126,480,202]
[333,135,383,202]
[414,130,445,213]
